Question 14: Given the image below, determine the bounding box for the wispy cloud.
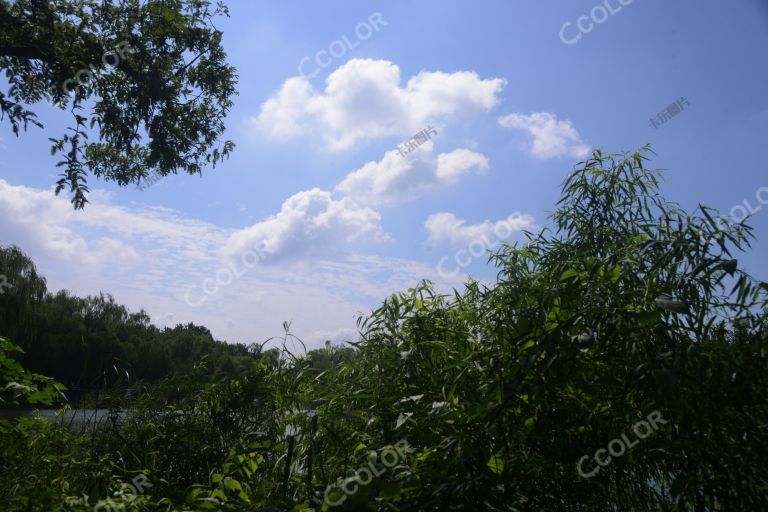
[425,212,535,247]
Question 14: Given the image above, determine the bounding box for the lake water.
[0,408,117,429]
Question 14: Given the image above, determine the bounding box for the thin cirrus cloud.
[0,179,387,276]
[0,179,191,269]
[425,211,536,247]
[335,143,489,206]
[498,112,590,159]
[251,58,507,151]
[0,179,458,348]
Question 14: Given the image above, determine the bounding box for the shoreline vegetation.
[2,149,768,510]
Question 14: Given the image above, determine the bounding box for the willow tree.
[288,147,768,511]
[0,244,47,349]
[0,0,237,208]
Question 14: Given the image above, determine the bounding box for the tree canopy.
[0,243,263,392]
[0,0,237,208]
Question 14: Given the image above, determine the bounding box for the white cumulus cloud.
[425,212,536,247]
[251,59,506,150]
[335,145,488,206]
[498,112,590,159]
[436,149,489,183]
[254,77,314,140]
[222,188,387,263]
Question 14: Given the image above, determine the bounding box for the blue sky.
[2,0,767,348]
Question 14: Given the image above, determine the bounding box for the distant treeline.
[0,244,303,391]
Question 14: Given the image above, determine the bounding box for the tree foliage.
[0,336,65,407]
[0,244,260,393]
[0,0,237,208]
